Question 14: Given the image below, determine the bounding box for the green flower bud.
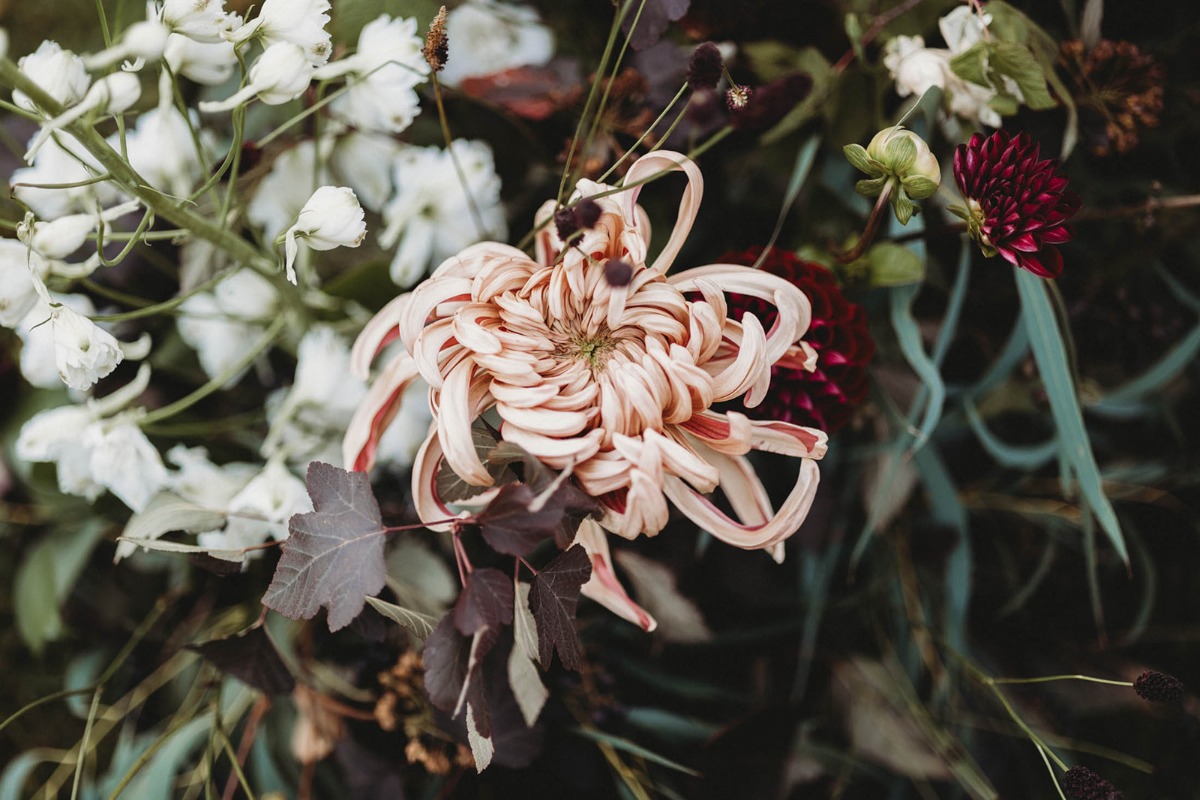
[866,126,941,188]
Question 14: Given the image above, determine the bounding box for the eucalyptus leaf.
[990,43,1056,110]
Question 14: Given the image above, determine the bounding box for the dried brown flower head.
[1061,39,1165,157]
[424,6,449,73]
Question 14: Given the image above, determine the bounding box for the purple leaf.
[528,546,592,671]
[189,626,295,695]
[621,0,690,51]
[262,462,387,632]
[478,484,560,556]
[423,615,471,711]
[454,568,515,635]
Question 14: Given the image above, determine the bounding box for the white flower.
[330,132,402,212]
[283,186,367,283]
[379,140,506,286]
[202,459,311,550]
[13,40,90,112]
[315,15,429,134]
[18,200,141,261]
[120,105,213,197]
[166,445,259,508]
[198,42,314,113]
[247,140,330,242]
[84,415,170,511]
[49,302,124,391]
[82,13,171,71]
[162,0,241,43]
[17,292,96,389]
[25,72,143,162]
[164,33,237,84]
[11,133,119,219]
[939,5,989,54]
[883,35,950,100]
[439,0,554,87]
[0,239,48,328]
[228,0,332,66]
[177,268,278,384]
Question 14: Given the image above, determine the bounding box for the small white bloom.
[939,5,990,54]
[18,200,140,261]
[25,72,143,162]
[439,0,554,87]
[11,133,119,219]
[228,0,332,66]
[84,414,170,512]
[330,132,402,212]
[14,40,91,112]
[166,445,259,508]
[247,141,329,241]
[199,42,314,112]
[120,105,214,197]
[883,35,950,100]
[17,292,96,389]
[177,268,278,384]
[283,186,367,284]
[162,0,241,43]
[203,459,311,550]
[315,15,429,134]
[49,302,124,391]
[380,140,506,286]
[0,239,48,328]
[17,403,103,500]
[164,33,238,84]
[83,13,171,71]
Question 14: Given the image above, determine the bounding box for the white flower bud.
[227,0,332,67]
[163,0,241,43]
[14,41,91,112]
[867,126,941,190]
[198,43,314,113]
[50,302,124,391]
[24,72,143,162]
[83,19,171,70]
[0,239,48,328]
[163,33,237,85]
[282,186,367,284]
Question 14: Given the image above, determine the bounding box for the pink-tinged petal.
[500,425,605,468]
[452,303,503,354]
[670,265,813,340]
[489,379,562,409]
[437,358,494,486]
[497,403,595,437]
[411,318,460,390]
[679,410,753,455]
[747,420,829,459]
[350,294,409,379]
[399,276,473,349]
[342,353,420,472]
[411,430,471,531]
[710,313,771,403]
[620,151,703,274]
[573,519,658,631]
[664,457,821,551]
[574,449,632,495]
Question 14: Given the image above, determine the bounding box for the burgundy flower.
[723,247,874,433]
[953,130,1080,279]
[1063,766,1123,800]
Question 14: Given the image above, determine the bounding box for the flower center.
[564,330,615,371]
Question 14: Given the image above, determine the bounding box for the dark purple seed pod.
[554,207,578,242]
[574,198,602,230]
[1134,670,1184,705]
[1063,766,1123,800]
[687,42,724,91]
[604,259,634,287]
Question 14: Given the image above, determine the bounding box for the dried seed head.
[604,258,634,287]
[1133,670,1184,705]
[688,42,724,91]
[424,6,448,73]
[1063,766,1124,800]
[726,83,752,111]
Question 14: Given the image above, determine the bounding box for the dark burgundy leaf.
[189,626,295,695]
[478,484,560,557]
[454,568,515,635]
[528,546,592,671]
[484,443,600,550]
[188,553,244,575]
[435,420,515,502]
[333,737,407,800]
[262,462,387,632]
[621,0,691,51]
[423,615,470,711]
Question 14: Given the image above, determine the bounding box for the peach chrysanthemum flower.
[344,151,827,628]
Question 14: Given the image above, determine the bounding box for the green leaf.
[1015,268,1128,564]
[901,175,938,200]
[114,491,228,561]
[14,519,107,655]
[948,42,990,87]
[892,193,915,225]
[988,91,1021,117]
[964,399,1059,469]
[890,282,944,449]
[365,596,438,641]
[571,728,700,777]
[1090,323,1200,418]
[866,243,925,287]
[990,42,1056,110]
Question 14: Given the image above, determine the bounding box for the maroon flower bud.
[553,207,578,242]
[952,130,1080,278]
[723,247,874,433]
[574,197,602,230]
[687,42,724,91]
[604,259,634,287]
[1063,766,1123,800]
[1133,670,1184,705]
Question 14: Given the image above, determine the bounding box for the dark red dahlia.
[953,130,1080,279]
[723,247,874,433]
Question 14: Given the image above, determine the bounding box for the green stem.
[429,73,488,240]
[989,674,1133,688]
[597,84,689,184]
[140,314,288,426]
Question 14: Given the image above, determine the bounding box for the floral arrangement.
[1,1,1196,797]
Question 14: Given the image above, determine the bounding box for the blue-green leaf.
[1090,323,1200,418]
[1015,268,1127,564]
[890,283,944,450]
[964,399,1059,469]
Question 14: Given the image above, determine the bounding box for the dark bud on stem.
[687,42,724,91]
[1063,766,1124,800]
[1134,670,1184,705]
[574,198,601,229]
[604,259,634,287]
[553,208,578,242]
[424,6,449,73]
[554,198,603,244]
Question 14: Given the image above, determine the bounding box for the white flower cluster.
[883,4,1020,129]
[1,0,544,552]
